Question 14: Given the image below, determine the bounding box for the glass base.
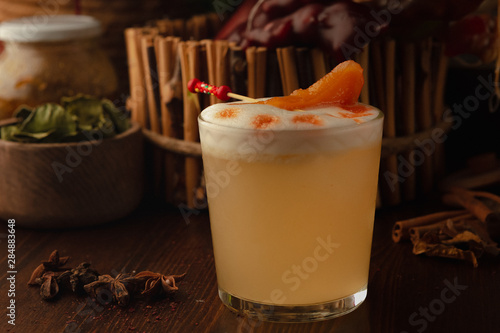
[219,285,367,323]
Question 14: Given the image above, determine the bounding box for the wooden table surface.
[1,195,498,333]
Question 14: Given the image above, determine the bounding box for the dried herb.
[1,95,130,143]
[58,262,99,294]
[412,223,485,267]
[28,250,70,285]
[135,271,187,298]
[393,187,500,267]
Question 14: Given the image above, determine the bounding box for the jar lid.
[0,15,102,42]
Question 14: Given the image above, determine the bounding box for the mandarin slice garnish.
[258,60,364,111]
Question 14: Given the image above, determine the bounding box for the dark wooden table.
[1,195,498,333]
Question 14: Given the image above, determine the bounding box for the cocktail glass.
[198,104,383,322]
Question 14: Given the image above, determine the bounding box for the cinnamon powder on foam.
[252,114,280,129]
[291,114,324,126]
[216,108,240,119]
[214,104,374,128]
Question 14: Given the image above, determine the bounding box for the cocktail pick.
[187,78,257,103]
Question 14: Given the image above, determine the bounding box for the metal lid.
[0,15,101,42]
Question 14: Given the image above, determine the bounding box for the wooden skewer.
[187,78,258,102]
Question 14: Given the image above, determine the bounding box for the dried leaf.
[442,230,483,245]
[14,103,77,142]
[413,241,479,268]
[1,95,130,143]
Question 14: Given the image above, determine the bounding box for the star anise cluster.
[28,250,186,306]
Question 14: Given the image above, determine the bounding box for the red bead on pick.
[187,78,231,101]
[187,78,257,103]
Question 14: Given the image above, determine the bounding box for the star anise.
[36,272,60,300]
[28,250,70,285]
[83,273,138,307]
[135,271,186,298]
[58,262,99,294]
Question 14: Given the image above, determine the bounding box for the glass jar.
[0,15,118,120]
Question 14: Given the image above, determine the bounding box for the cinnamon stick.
[156,36,178,202]
[141,34,164,197]
[417,38,434,193]
[157,37,175,137]
[295,47,314,89]
[400,41,416,201]
[246,46,257,99]
[469,190,500,204]
[178,41,202,208]
[442,191,492,224]
[173,19,185,39]
[409,213,474,242]
[266,50,283,97]
[310,48,327,82]
[230,45,247,98]
[409,222,445,243]
[201,40,218,105]
[215,40,230,89]
[370,41,386,113]
[255,47,267,98]
[197,42,211,109]
[276,47,299,95]
[370,40,386,209]
[380,39,401,206]
[124,28,147,127]
[444,188,500,242]
[156,19,171,35]
[140,35,161,133]
[392,210,468,243]
[432,42,448,177]
[357,45,370,105]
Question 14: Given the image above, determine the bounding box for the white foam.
[198,100,383,158]
[200,100,379,130]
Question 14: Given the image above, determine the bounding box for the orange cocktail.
[198,61,383,322]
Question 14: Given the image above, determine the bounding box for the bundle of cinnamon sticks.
[124,14,451,209]
[373,38,449,207]
[123,16,344,208]
[124,14,225,207]
[392,187,500,267]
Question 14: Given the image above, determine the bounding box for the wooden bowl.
[0,122,144,228]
